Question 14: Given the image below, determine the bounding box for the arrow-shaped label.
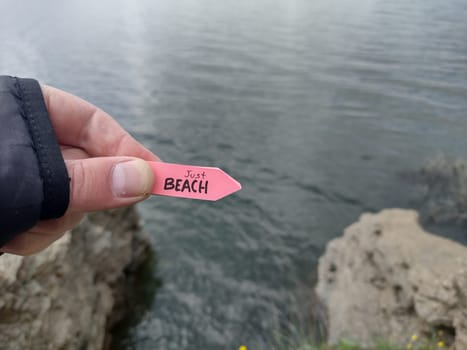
[148,162,242,201]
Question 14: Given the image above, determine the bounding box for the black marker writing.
[184,169,207,179]
[164,178,209,194]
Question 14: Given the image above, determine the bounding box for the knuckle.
[114,132,132,154]
[68,161,89,205]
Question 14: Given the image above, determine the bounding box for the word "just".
[184,169,207,179]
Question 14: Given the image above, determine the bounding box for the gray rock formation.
[316,209,467,350]
[0,207,152,350]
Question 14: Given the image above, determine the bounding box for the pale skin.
[1,85,160,256]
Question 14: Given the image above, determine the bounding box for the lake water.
[1,0,467,349]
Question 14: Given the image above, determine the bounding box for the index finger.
[40,84,160,161]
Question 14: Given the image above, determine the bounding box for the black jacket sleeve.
[0,76,69,247]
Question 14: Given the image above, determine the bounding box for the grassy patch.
[241,329,453,350]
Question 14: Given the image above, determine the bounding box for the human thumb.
[65,157,155,212]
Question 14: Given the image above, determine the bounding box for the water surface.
[1,0,466,348]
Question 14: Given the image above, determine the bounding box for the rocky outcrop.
[316,209,467,350]
[0,207,152,350]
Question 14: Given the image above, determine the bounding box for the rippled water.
[1,0,467,349]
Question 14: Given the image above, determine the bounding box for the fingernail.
[111,159,154,198]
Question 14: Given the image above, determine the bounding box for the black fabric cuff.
[16,78,70,220]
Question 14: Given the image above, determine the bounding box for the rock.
[0,206,152,350]
[407,156,467,227]
[316,209,467,350]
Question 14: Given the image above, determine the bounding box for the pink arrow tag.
[148,162,242,201]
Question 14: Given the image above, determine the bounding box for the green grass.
[261,333,452,350]
[283,339,403,350]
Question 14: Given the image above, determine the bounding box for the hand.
[1,85,160,255]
